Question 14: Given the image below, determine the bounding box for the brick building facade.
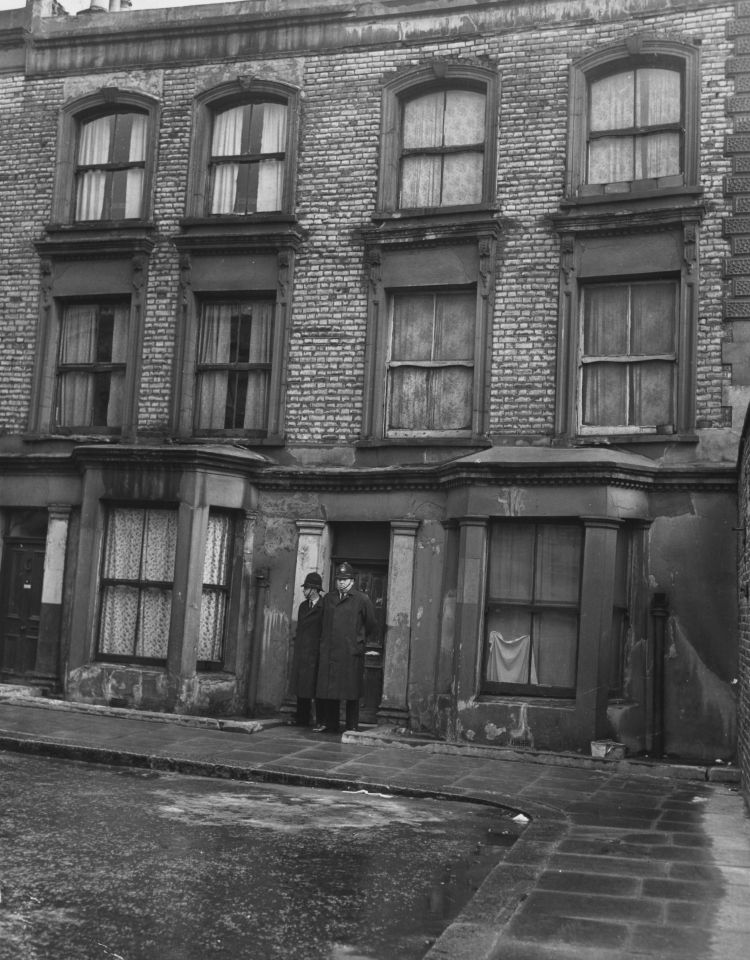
[0,0,743,764]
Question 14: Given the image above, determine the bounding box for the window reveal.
[197,511,233,665]
[55,301,129,431]
[98,507,178,661]
[387,290,475,434]
[587,67,682,188]
[485,523,582,695]
[208,102,287,215]
[194,300,275,433]
[580,280,677,431]
[399,89,485,208]
[75,111,147,221]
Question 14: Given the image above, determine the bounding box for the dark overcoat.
[316,588,376,701]
[290,598,323,699]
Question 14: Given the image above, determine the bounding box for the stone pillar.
[378,519,420,727]
[168,500,210,681]
[37,505,71,680]
[575,517,621,744]
[292,520,331,619]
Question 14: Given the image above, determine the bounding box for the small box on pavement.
[591,739,626,760]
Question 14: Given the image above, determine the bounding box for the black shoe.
[313,724,327,732]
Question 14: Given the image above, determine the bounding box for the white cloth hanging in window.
[487,631,538,684]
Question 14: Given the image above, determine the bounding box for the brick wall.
[0,1,736,447]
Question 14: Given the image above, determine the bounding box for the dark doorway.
[0,537,46,679]
[331,523,390,724]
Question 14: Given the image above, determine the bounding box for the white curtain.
[57,304,96,426]
[76,115,111,219]
[486,631,538,684]
[257,102,287,212]
[588,68,681,184]
[210,106,244,214]
[242,301,274,430]
[195,303,232,429]
[76,113,146,220]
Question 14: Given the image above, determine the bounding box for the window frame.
[192,294,278,438]
[577,276,680,435]
[196,508,235,672]
[385,285,478,438]
[186,80,299,220]
[96,504,179,666]
[482,520,584,699]
[566,39,700,200]
[52,89,159,226]
[377,62,499,216]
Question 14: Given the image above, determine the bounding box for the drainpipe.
[650,592,669,757]
[247,568,269,715]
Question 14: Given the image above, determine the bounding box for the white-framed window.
[386,288,475,435]
[54,300,130,433]
[579,279,678,433]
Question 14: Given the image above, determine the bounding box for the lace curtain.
[400,89,484,207]
[56,302,129,429]
[588,68,681,184]
[197,512,232,662]
[76,113,146,220]
[210,102,287,214]
[98,508,177,660]
[194,301,274,431]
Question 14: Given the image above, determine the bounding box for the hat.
[302,572,323,590]
[334,562,355,580]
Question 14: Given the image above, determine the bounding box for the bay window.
[98,507,178,663]
[484,522,583,696]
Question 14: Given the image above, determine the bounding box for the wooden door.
[0,539,45,678]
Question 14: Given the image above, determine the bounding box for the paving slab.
[0,696,748,960]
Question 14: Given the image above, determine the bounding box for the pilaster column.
[453,516,489,707]
[38,505,71,679]
[292,520,331,618]
[575,517,622,743]
[378,519,420,726]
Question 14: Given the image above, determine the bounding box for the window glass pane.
[636,68,680,125]
[76,112,146,221]
[400,155,441,207]
[583,285,629,356]
[402,91,444,149]
[198,590,227,662]
[203,514,231,585]
[136,587,171,659]
[256,158,285,211]
[259,101,288,153]
[103,508,143,579]
[635,131,680,180]
[441,152,483,205]
[75,170,108,221]
[535,610,578,687]
[195,372,228,430]
[590,72,634,131]
[588,136,633,184]
[210,163,239,214]
[78,115,113,165]
[631,283,676,355]
[430,368,472,430]
[99,585,139,655]
[536,525,582,603]
[485,612,535,684]
[142,509,177,582]
[488,523,534,602]
[212,106,245,155]
[434,292,475,360]
[391,294,434,361]
[388,367,428,430]
[582,363,628,427]
[443,90,485,146]
[631,361,674,426]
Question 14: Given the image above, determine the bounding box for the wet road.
[0,752,522,960]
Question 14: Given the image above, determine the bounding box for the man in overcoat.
[315,562,376,733]
[290,571,324,726]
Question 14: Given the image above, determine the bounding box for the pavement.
[0,690,749,960]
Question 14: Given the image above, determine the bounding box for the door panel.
[354,567,387,724]
[0,540,45,678]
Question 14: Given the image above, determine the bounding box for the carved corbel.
[178,253,192,308]
[560,234,576,287]
[365,247,383,302]
[478,237,494,299]
[683,223,698,275]
[39,259,53,313]
[131,254,146,299]
[277,249,291,304]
